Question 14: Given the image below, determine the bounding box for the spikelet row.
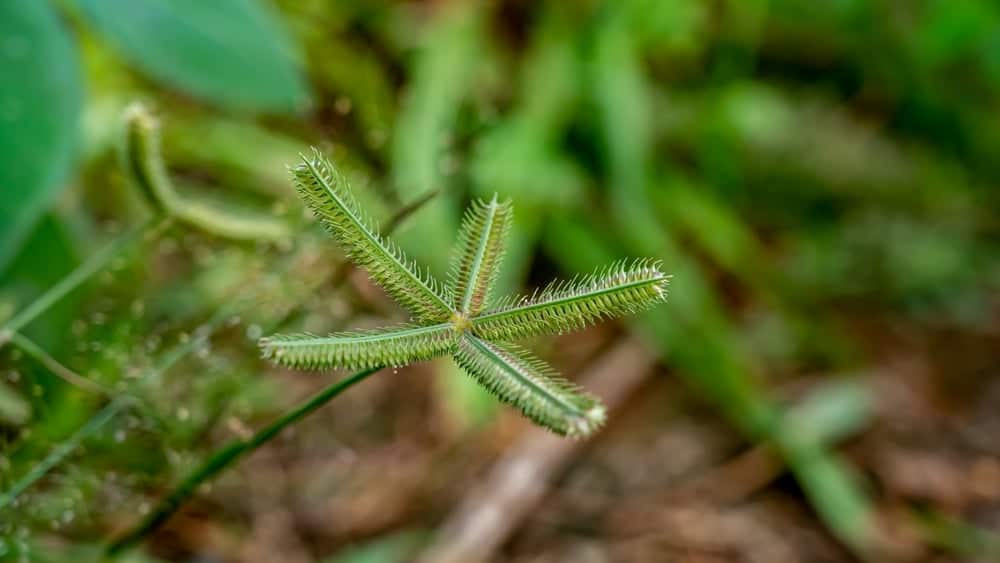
[260,323,458,370]
[292,150,454,323]
[471,258,669,341]
[447,195,513,315]
[453,335,606,437]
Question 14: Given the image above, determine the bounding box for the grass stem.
[9,332,114,396]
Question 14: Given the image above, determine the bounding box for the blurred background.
[2,0,999,561]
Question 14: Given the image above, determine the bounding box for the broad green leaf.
[0,0,81,274]
[77,0,309,112]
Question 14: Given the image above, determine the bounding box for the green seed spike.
[291,149,453,323]
[453,335,605,437]
[262,147,669,438]
[471,258,669,341]
[260,323,459,370]
[448,194,513,316]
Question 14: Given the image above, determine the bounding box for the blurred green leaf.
[471,11,584,296]
[77,0,309,113]
[437,358,498,433]
[324,530,424,563]
[0,381,30,425]
[391,3,482,274]
[784,380,872,447]
[0,0,81,274]
[784,446,874,554]
[1,215,80,355]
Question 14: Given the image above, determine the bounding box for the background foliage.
[1,0,999,561]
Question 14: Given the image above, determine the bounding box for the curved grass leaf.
[0,0,81,273]
[78,0,308,112]
[453,335,605,437]
[472,259,669,341]
[260,323,459,370]
[122,103,292,241]
[121,103,177,212]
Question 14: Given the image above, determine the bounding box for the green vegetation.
[264,151,666,436]
[2,0,999,561]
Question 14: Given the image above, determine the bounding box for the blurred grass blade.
[0,398,128,511]
[784,380,872,447]
[590,8,661,254]
[391,2,482,274]
[10,332,112,396]
[915,507,1000,559]
[324,530,425,563]
[782,445,875,556]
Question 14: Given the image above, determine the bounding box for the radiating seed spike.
[447,195,513,316]
[260,323,458,370]
[453,335,605,437]
[471,261,669,341]
[292,150,454,322]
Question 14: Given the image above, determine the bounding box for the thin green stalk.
[0,216,169,350]
[9,332,113,396]
[0,397,131,511]
[107,367,381,555]
[385,188,439,233]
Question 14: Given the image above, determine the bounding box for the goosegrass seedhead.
[260,149,670,436]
